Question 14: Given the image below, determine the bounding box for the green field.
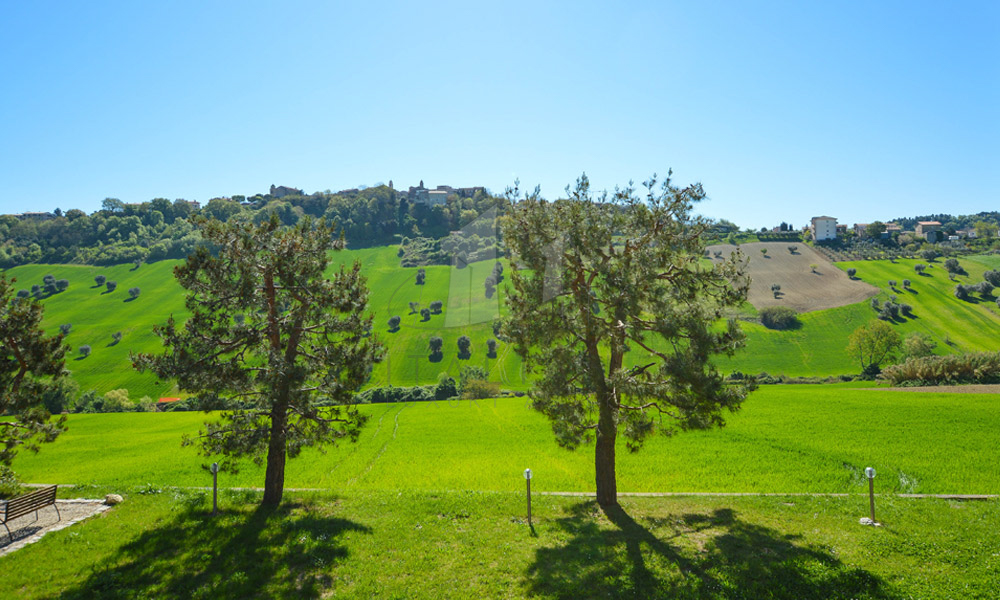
[13,385,1000,495]
[7,251,1000,397]
[2,488,997,599]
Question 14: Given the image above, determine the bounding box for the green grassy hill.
[4,261,189,399]
[7,250,1000,397]
[717,255,1000,376]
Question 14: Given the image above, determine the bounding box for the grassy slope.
[3,262,189,399]
[8,252,1000,395]
[14,385,1000,495]
[716,255,1000,376]
[4,247,526,398]
[330,246,525,389]
[835,257,1000,354]
[1,488,997,599]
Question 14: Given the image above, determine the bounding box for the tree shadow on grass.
[54,497,370,600]
[526,502,899,600]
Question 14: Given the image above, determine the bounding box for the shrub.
[0,465,22,500]
[79,345,91,358]
[420,308,431,321]
[914,264,926,275]
[434,373,458,400]
[387,316,401,331]
[429,300,443,314]
[360,385,435,404]
[128,287,141,299]
[59,323,72,335]
[95,275,106,286]
[759,306,799,330]
[106,281,117,292]
[846,268,856,278]
[903,332,936,359]
[461,378,500,400]
[881,351,1000,386]
[457,335,472,358]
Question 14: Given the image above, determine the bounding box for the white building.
[810,216,838,241]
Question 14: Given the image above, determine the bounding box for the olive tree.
[846,320,901,376]
[502,173,754,507]
[133,216,383,506]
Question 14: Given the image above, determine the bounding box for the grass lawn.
[1,487,997,598]
[13,385,1000,495]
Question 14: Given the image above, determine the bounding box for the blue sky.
[1,1,997,229]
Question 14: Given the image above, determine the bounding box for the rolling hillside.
[7,248,1000,397]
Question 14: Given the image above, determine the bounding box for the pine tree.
[0,274,69,471]
[133,216,383,505]
[502,173,754,507]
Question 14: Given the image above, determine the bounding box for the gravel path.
[0,499,111,557]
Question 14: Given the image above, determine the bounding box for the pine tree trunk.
[261,404,288,506]
[594,396,618,507]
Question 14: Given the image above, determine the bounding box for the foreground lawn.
[2,488,997,599]
[13,385,1000,495]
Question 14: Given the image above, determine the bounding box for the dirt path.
[861,384,1000,393]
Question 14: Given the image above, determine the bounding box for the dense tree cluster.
[1,185,504,268]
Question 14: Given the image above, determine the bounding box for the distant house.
[915,221,943,242]
[269,184,303,198]
[15,211,56,221]
[156,397,181,412]
[810,216,838,241]
[407,182,485,206]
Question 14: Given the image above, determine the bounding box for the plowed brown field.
[707,242,878,313]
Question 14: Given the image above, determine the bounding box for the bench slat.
[1,485,58,523]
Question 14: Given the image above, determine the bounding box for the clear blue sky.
[1,1,997,229]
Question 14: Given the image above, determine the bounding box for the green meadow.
[14,385,1000,495]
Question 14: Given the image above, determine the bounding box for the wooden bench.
[1,485,60,539]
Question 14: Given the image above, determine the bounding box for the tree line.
[0,185,504,268]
